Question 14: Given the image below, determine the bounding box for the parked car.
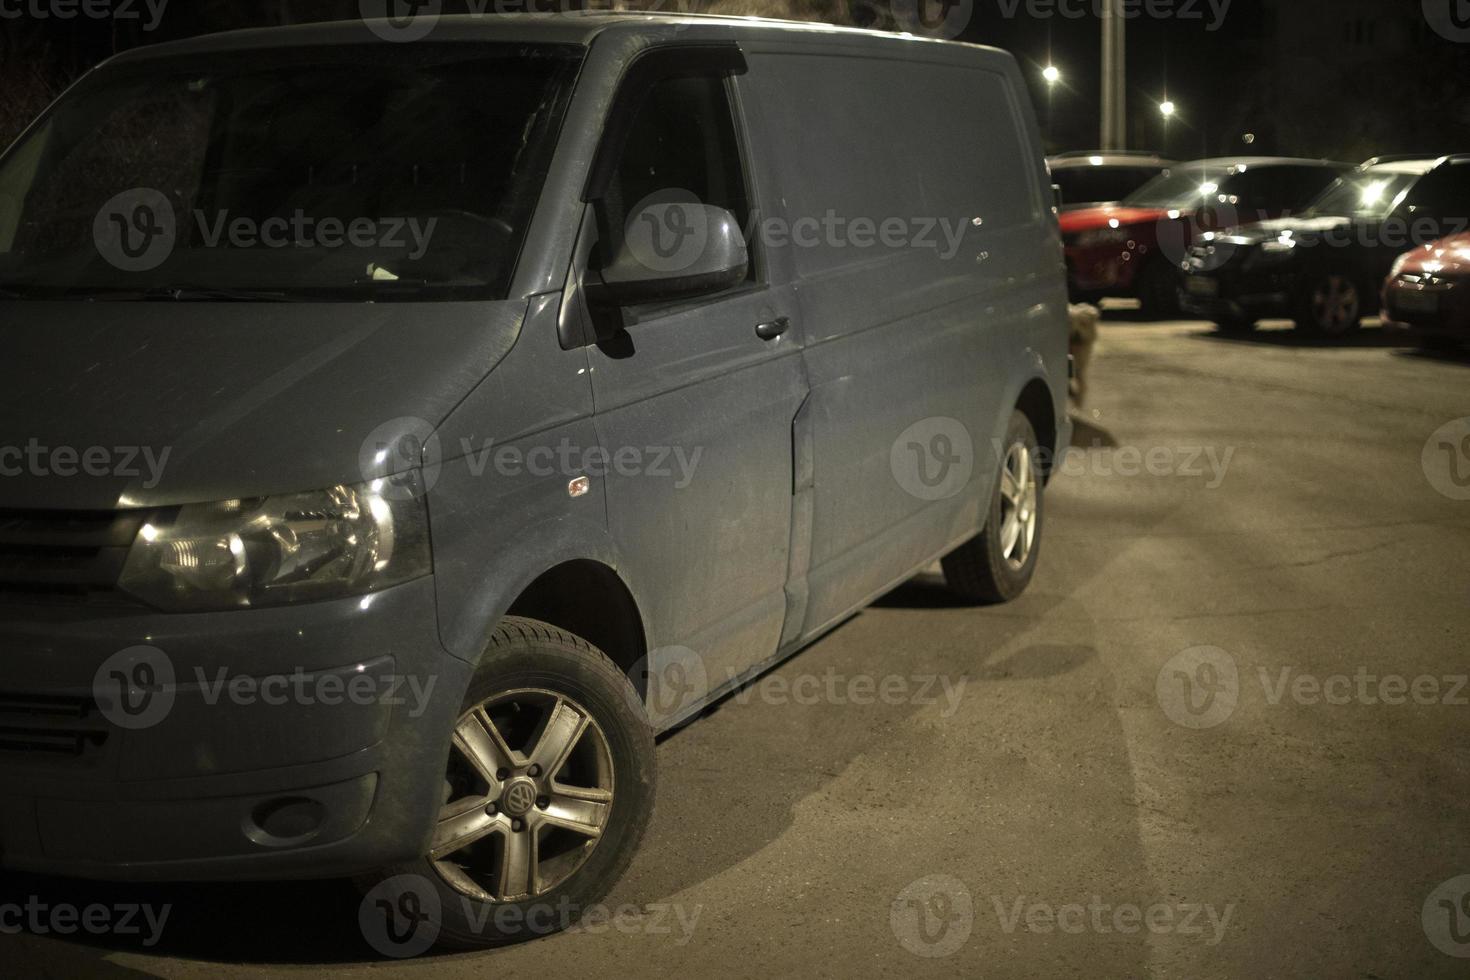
[1181,154,1470,335]
[1061,157,1346,318]
[1048,151,1174,212]
[1381,231,1470,350]
[0,14,1070,950]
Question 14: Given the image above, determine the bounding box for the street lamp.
[1041,65,1062,147]
[1159,100,1176,117]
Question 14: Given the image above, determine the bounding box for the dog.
[1068,303,1100,407]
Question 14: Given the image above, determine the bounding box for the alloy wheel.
[431,689,615,903]
[998,443,1038,569]
[1310,275,1361,335]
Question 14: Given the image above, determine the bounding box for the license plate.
[1186,276,1218,297]
[1396,289,1439,315]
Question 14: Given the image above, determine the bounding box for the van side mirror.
[586,203,748,308]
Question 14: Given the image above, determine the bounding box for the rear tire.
[942,411,1044,604]
[357,617,655,954]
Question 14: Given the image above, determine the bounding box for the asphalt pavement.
[7,312,1470,978]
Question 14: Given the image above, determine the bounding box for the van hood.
[0,300,525,511]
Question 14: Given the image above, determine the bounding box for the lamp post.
[1100,0,1126,150]
[1042,65,1060,145]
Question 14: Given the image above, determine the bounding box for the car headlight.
[119,481,431,611]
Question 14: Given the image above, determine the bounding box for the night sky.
[1,2,1466,160]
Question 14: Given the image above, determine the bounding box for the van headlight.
[119,481,431,611]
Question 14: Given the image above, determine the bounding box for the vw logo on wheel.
[502,777,539,817]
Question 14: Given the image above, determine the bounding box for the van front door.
[580,56,805,729]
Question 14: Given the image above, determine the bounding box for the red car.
[1060,157,1346,318]
[1382,232,1470,351]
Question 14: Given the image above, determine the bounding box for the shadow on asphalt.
[1395,345,1470,367]
[1183,321,1406,349]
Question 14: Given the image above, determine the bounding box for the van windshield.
[0,43,581,301]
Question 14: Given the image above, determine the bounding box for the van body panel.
[735,45,1066,635]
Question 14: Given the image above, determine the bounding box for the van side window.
[604,74,751,258]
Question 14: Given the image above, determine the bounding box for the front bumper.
[0,576,470,882]
[1180,261,1297,321]
[1381,280,1470,340]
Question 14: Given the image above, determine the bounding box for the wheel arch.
[1014,376,1060,480]
[504,559,650,704]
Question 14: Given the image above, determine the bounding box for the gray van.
[0,12,1069,950]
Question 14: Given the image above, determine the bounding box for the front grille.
[0,691,111,759]
[0,509,153,606]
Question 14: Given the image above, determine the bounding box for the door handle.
[755,317,790,341]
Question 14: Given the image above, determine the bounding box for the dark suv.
[1181,155,1470,335]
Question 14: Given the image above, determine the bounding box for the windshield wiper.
[69,285,302,302]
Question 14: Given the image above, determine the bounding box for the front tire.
[359,617,655,953]
[1294,272,1363,337]
[942,411,1044,604]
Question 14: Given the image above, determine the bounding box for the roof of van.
[107,11,1008,65]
